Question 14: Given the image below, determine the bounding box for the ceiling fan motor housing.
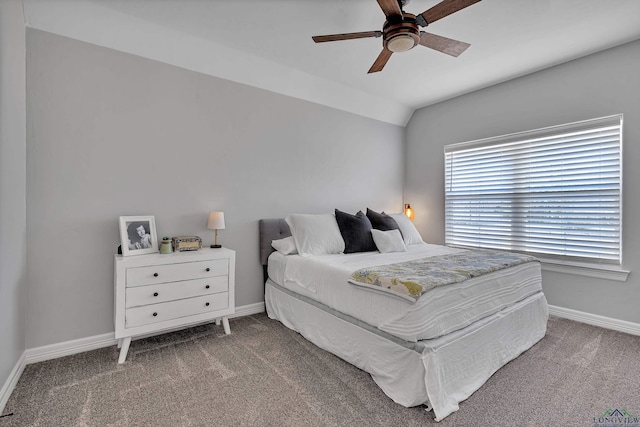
[383,13,420,52]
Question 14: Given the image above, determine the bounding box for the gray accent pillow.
[335,209,377,254]
[366,208,402,237]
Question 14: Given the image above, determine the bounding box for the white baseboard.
[24,301,266,365]
[548,304,640,336]
[0,352,25,415]
[0,302,266,413]
[7,302,635,414]
[233,301,265,318]
[24,332,117,365]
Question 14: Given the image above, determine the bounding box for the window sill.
[540,258,630,282]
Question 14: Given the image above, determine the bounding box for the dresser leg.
[117,338,122,349]
[215,318,221,326]
[222,317,230,335]
[118,337,132,364]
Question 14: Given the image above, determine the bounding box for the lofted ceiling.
[22,0,640,126]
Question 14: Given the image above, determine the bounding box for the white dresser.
[114,247,235,363]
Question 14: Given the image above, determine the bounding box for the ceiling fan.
[312,0,481,73]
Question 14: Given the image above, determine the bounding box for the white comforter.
[268,243,542,341]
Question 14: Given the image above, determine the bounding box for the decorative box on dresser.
[114,247,235,363]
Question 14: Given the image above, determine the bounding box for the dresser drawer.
[126,259,228,287]
[125,293,228,328]
[125,276,228,308]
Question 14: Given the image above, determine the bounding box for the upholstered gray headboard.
[259,218,291,266]
[259,218,291,285]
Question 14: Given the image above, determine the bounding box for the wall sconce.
[404,203,415,221]
[207,211,225,248]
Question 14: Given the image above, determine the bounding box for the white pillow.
[285,213,345,256]
[271,236,298,255]
[371,229,407,253]
[389,213,425,245]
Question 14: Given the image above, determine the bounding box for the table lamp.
[207,211,225,248]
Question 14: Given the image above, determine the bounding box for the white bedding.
[268,243,542,341]
[266,281,548,421]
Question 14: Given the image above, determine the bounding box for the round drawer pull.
[153,273,159,277]
[153,292,159,297]
[205,268,210,272]
[205,285,210,289]
[205,302,210,307]
[152,312,158,317]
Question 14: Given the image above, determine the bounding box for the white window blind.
[444,115,622,265]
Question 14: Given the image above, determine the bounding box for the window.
[444,115,623,269]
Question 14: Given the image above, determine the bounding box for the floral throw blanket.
[349,249,538,302]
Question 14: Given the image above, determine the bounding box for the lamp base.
[210,244,222,248]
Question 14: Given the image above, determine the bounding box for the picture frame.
[119,215,159,256]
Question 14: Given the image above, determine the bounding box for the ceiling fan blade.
[419,32,470,57]
[376,0,402,18]
[368,48,393,74]
[418,0,481,25]
[312,31,382,43]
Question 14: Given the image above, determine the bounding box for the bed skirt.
[265,279,548,421]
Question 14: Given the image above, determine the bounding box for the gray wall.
[406,39,640,324]
[25,29,404,348]
[0,0,27,395]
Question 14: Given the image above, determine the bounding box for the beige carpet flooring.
[2,313,640,426]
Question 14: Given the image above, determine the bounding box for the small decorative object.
[404,203,415,221]
[207,211,225,248]
[119,216,159,256]
[159,237,173,254]
[171,236,202,252]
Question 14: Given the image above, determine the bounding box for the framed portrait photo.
[119,215,159,256]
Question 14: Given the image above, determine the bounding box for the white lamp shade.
[207,211,225,230]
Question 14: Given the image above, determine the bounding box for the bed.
[260,212,548,421]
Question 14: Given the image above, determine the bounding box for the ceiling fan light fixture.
[387,34,416,52]
[311,0,481,73]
